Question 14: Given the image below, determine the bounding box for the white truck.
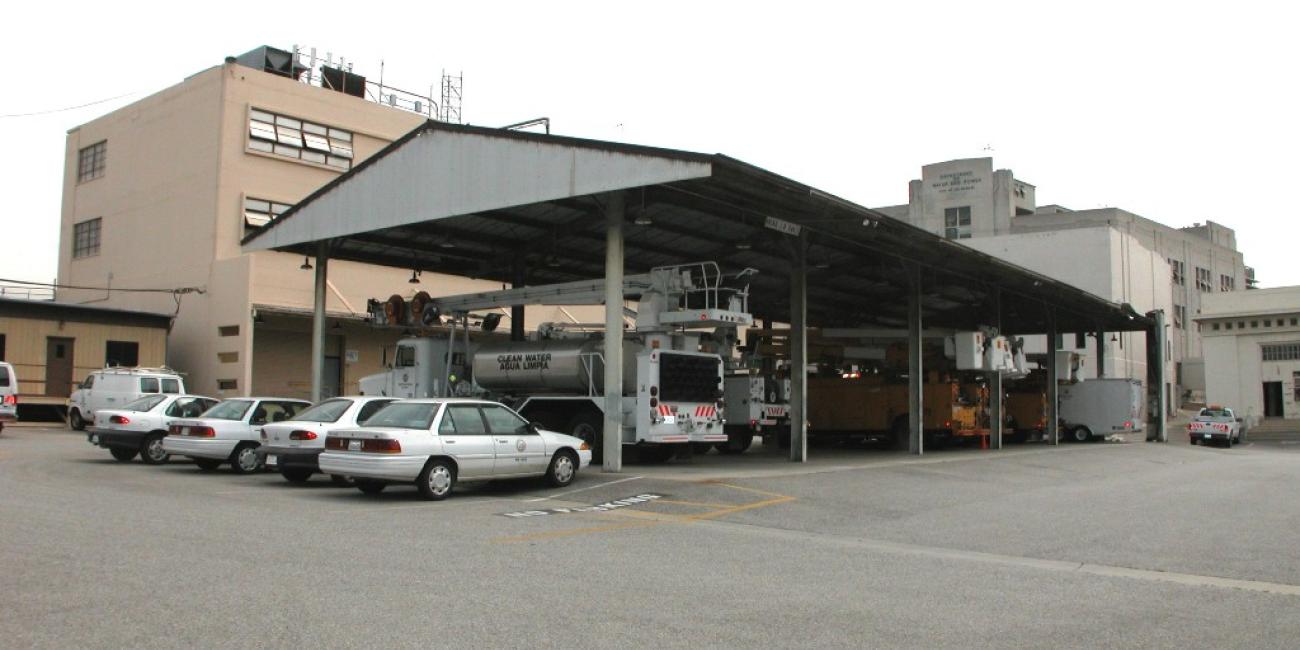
[1058,378,1144,442]
[1187,405,1243,447]
[360,262,754,463]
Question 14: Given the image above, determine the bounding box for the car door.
[482,403,546,476]
[437,404,497,478]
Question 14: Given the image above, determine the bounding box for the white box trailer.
[1058,378,1143,442]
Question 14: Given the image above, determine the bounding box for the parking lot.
[2,425,1298,648]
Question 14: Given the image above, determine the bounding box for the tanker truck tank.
[473,339,642,395]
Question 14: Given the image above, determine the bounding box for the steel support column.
[989,371,1003,450]
[1046,315,1059,446]
[310,241,329,403]
[789,232,808,463]
[1146,310,1168,442]
[1095,329,1107,378]
[908,268,924,455]
[511,257,526,342]
[602,191,625,472]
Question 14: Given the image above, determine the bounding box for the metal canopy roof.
[243,121,1154,335]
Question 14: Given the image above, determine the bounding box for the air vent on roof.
[320,65,366,98]
[233,46,309,80]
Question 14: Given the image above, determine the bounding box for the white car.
[87,394,220,463]
[318,398,592,500]
[163,397,311,473]
[257,396,398,484]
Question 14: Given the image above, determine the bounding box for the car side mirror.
[527,422,541,435]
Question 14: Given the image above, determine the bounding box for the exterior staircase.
[1247,419,1300,442]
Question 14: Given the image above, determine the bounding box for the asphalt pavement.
[1,426,1297,648]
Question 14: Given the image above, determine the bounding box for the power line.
[0,90,141,118]
[0,277,204,295]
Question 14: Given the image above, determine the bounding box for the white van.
[68,367,185,430]
[0,361,17,432]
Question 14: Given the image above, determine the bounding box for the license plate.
[265,454,277,466]
[348,440,361,451]
[1203,434,1211,439]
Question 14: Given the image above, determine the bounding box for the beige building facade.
[1197,286,1300,424]
[877,158,1249,406]
[57,50,595,399]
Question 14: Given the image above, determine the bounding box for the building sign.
[764,216,802,236]
[931,170,983,193]
[497,352,552,371]
[345,349,359,363]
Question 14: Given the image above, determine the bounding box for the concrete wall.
[0,315,166,397]
[1198,286,1300,422]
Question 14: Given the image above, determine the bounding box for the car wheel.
[69,409,86,431]
[140,434,169,465]
[280,467,313,484]
[1071,426,1093,443]
[416,459,455,500]
[194,458,223,471]
[329,474,356,487]
[546,450,578,488]
[356,480,387,495]
[230,444,263,475]
[109,447,138,462]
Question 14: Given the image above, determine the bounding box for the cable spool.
[383,294,406,325]
[409,291,432,326]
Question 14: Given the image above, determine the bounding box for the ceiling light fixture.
[408,270,421,284]
[300,256,313,270]
[735,242,752,250]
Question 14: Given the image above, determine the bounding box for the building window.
[217,379,238,391]
[1261,343,1300,362]
[105,341,139,367]
[1169,259,1185,286]
[77,140,107,183]
[943,206,972,240]
[1219,274,1235,292]
[247,108,353,170]
[1195,267,1212,292]
[72,217,102,259]
[1173,305,1185,329]
[1225,322,1232,330]
[218,325,240,337]
[0,333,5,360]
[1292,318,1298,326]
[243,196,292,234]
[1212,323,1220,331]
[1251,321,1258,328]
[1294,372,1300,402]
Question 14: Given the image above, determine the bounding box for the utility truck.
[360,262,754,462]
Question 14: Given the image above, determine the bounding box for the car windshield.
[360,402,438,429]
[202,399,253,421]
[121,395,168,412]
[293,399,353,423]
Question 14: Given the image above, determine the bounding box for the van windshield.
[293,399,353,423]
[361,402,437,429]
[203,399,253,421]
[122,395,168,412]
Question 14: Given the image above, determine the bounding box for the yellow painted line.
[703,481,795,500]
[683,496,796,521]
[653,498,733,509]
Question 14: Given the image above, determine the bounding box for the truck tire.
[566,411,603,464]
[717,427,753,454]
[1071,426,1093,443]
[890,416,909,450]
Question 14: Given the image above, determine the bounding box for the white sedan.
[163,397,311,473]
[318,398,592,500]
[257,396,397,483]
[87,394,220,464]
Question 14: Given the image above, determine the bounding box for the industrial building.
[0,298,170,403]
[241,120,1167,468]
[875,158,1250,408]
[1197,286,1300,430]
[55,46,596,399]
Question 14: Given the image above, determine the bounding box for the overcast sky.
[3,1,1297,291]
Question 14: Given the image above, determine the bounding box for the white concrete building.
[876,158,1249,407]
[1196,286,1300,424]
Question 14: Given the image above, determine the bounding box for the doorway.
[1262,381,1284,418]
[45,337,75,397]
[323,355,342,398]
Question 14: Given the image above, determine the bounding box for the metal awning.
[243,121,1153,335]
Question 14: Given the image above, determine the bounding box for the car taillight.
[188,426,215,437]
[325,437,346,451]
[2,394,15,406]
[169,425,182,435]
[290,430,318,441]
[110,415,130,425]
[361,438,401,453]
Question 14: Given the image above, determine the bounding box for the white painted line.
[524,475,643,502]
